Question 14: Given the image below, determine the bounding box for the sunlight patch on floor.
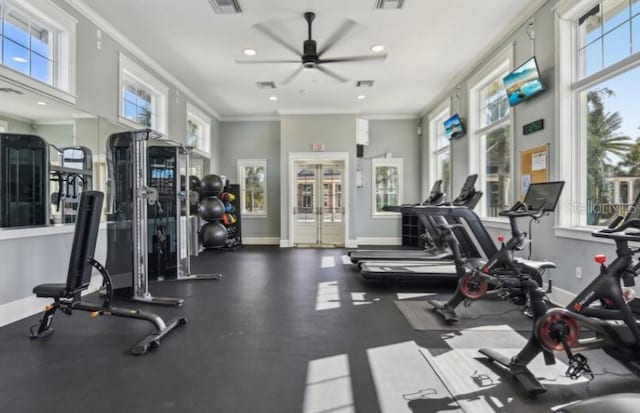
[321,256,336,268]
[367,341,459,413]
[350,292,381,306]
[302,354,355,413]
[316,281,340,311]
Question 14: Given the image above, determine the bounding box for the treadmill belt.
[360,260,458,280]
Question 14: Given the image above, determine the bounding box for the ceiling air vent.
[256,81,276,89]
[374,0,404,10]
[209,0,242,14]
[0,87,23,95]
[356,80,375,88]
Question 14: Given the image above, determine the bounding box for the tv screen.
[503,57,545,106]
[444,113,464,139]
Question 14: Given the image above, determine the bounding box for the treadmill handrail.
[410,204,498,258]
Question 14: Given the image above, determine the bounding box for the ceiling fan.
[235,12,387,85]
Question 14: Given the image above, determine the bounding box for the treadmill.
[348,175,482,264]
[359,196,498,281]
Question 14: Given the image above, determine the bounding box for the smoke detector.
[208,0,242,14]
[375,0,404,10]
[356,80,375,88]
[256,81,276,89]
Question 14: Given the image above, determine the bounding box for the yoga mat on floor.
[394,298,534,331]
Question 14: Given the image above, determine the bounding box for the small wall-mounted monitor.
[503,57,545,107]
[444,113,464,139]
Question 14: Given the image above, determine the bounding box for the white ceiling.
[81,0,540,119]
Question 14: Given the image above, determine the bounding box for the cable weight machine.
[106,129,220,307]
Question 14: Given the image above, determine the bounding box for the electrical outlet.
[576,266,582,279]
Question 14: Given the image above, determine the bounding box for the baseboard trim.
[280,239,292,248]
[346,239,358,248]
[356,237,402,246]
[0,274,103,327]
[547,284,576,307]
[243,237,280,245]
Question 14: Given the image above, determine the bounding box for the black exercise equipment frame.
[29,191,187,355]
[480,195,640,396]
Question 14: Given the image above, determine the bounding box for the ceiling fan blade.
[318,54,388,64]
[255,23,301,57]
[281,66,304,85]
[316,65,348,83]
[235,59,301,64]
[318,19,357,57]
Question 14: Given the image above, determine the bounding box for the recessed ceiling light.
[269,96,278,101]
[37,101,48,106]
[357,95,366,100]
[12,56,27,63]
[243,48,257,56]
[370,44,385,53]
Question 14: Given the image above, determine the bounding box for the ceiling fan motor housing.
[302,40,318,68]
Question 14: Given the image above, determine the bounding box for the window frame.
[186,102,211,157]
[428,100,452,197]
[371,157,404,218]
[118,53,168,134]
[467,44,514,220]
[0,0,76,103]
[237,158,268,218]
[555,0,640,239]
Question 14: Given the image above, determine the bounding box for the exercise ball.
[200,222,228,249]
[200,174,224,198]
[200,196,225,222]
[189,175,201,191]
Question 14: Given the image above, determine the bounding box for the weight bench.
[29,191,187,355]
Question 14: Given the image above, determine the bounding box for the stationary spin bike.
[430,182,565,322]
[480,194,640,397]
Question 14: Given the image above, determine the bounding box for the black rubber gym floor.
[0,246,638,413]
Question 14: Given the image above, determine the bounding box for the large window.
[468,49,512,218]
[0,0,76,101]
[238,159,267,216]
[557,0,640,228]
[119,54,168,134]
[372,158,403,216]
[186,102,211,155]
[429,104,451,197]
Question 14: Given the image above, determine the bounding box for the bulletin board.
[520,144,549,199]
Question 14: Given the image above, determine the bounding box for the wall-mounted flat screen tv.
[444,113,464,139]
[503,57,545,106]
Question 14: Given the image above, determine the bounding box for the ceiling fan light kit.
[235,11,387,85]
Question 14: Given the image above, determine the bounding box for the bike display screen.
[524,181,565,212]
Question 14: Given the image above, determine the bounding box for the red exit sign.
[312,143,325,152]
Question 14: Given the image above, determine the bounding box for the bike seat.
[556,393,640,413]
[514,257,556,270]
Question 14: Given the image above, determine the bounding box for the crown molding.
[418,0,550,118]
[360,114,419,120]
[220,116,281,122]
[63,0,221,120]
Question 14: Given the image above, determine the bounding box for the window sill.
[372,213,401,220]
[0,66,76,105]
[191,148,211,159]
[0,222,106,241]
[554,226,612,244]
[119,116,149,132]
[243,214,267,219]
[481,217,511,230]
